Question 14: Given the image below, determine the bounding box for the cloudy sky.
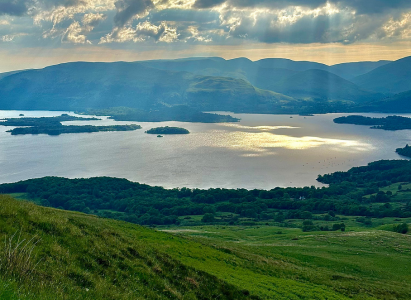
[0,0,411,71]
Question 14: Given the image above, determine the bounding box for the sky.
[1,0,411,72]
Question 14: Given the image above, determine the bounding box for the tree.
[394,223,409,234]
[202,213,215,223]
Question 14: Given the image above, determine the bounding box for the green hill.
[0,195,256,300]
[352,56,411,94]
[272,69,381,102]
[0,62,296,113]
[1,194,411,299]
[356,90,411,112]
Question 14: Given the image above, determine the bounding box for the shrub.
[394,223,409,234]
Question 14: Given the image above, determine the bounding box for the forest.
[1,159,411,227]
[0,114,141,135]
[146,126,190,135]
[334,115,411,130]
[8,124,142,135]
[396,144,411,158]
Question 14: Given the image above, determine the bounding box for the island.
[0,114,141,136]
[82,106,240,123]
[334,115,411,130]
[8,124,142,136]
[396,144,411,158]
[145,126,190,135]
[0,114,100,127]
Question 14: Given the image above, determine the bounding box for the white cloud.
[99,20,179,43]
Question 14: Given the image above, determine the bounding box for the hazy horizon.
[1,1,411,72]
[0,52,405,74]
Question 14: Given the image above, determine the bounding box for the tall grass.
[0,230,41,281]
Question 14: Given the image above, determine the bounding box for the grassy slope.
[2,195,411,299]
[0,196,256,300]
[0,195,360,300]
[163,225,411,300]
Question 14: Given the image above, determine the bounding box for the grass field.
[1,195,410,299]
[159,223,411,300]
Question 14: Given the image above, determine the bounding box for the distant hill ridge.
[2,56,411,113]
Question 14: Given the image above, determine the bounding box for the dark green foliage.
[334,115,411,130]
[146,126,190,135]
[1,160,411,228]
[0,114,100,126]
[396,145,411,158]
[0,114,141,136]
[394,223,409,234]
[202,213,215,223]
[8,124,141,136]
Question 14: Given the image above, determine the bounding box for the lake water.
[0,110,410,190]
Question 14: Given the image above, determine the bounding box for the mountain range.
[0,55,410,113]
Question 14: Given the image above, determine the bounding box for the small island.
[396,144,411,158]
[0,114,100,127]
[334,115,411,130]
[0,114,141,136]
[8,124,141,136]
[82,106,240,123]
[146,126,190,135]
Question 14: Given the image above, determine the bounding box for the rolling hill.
[0,61,296,113]
[141,57,385,103]
[356,90,411,112]
[328,60,390,80]
[0,195,257,299]
[270,69,381,102]
[0,57,397,114]
[352,56,411,94]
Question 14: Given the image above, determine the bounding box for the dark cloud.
[0,0,85,16]
[224,11,385,44]
[0,0,30,16]
[193,0,411,14]
[149,9,219,24]
[193,0,225,9]
[193,0,327,10]
[337,0,411,14]
[114,0,154,28]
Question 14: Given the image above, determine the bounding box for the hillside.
[356,90,411,112]
[328,60,391,80]
[352,56,411,94]
[0,62,296,113]
[0,196,350,300]
[271,69,380,102]
[2,187,411,299]
[185,76,296,112]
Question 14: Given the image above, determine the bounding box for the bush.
[394,223,409,234]
[202,213,215,223]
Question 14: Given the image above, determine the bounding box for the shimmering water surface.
[0,110,409,189]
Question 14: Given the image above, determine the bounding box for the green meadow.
[0,195,410,299]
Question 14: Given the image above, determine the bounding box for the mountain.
[357,90,411,112]
[255,58,329,72]
[270,69,381,102]
[0,61,295,112]
[0,70,24,80]
[352,56,411,94]
[328,60,391,80]
[141,57,384,102]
